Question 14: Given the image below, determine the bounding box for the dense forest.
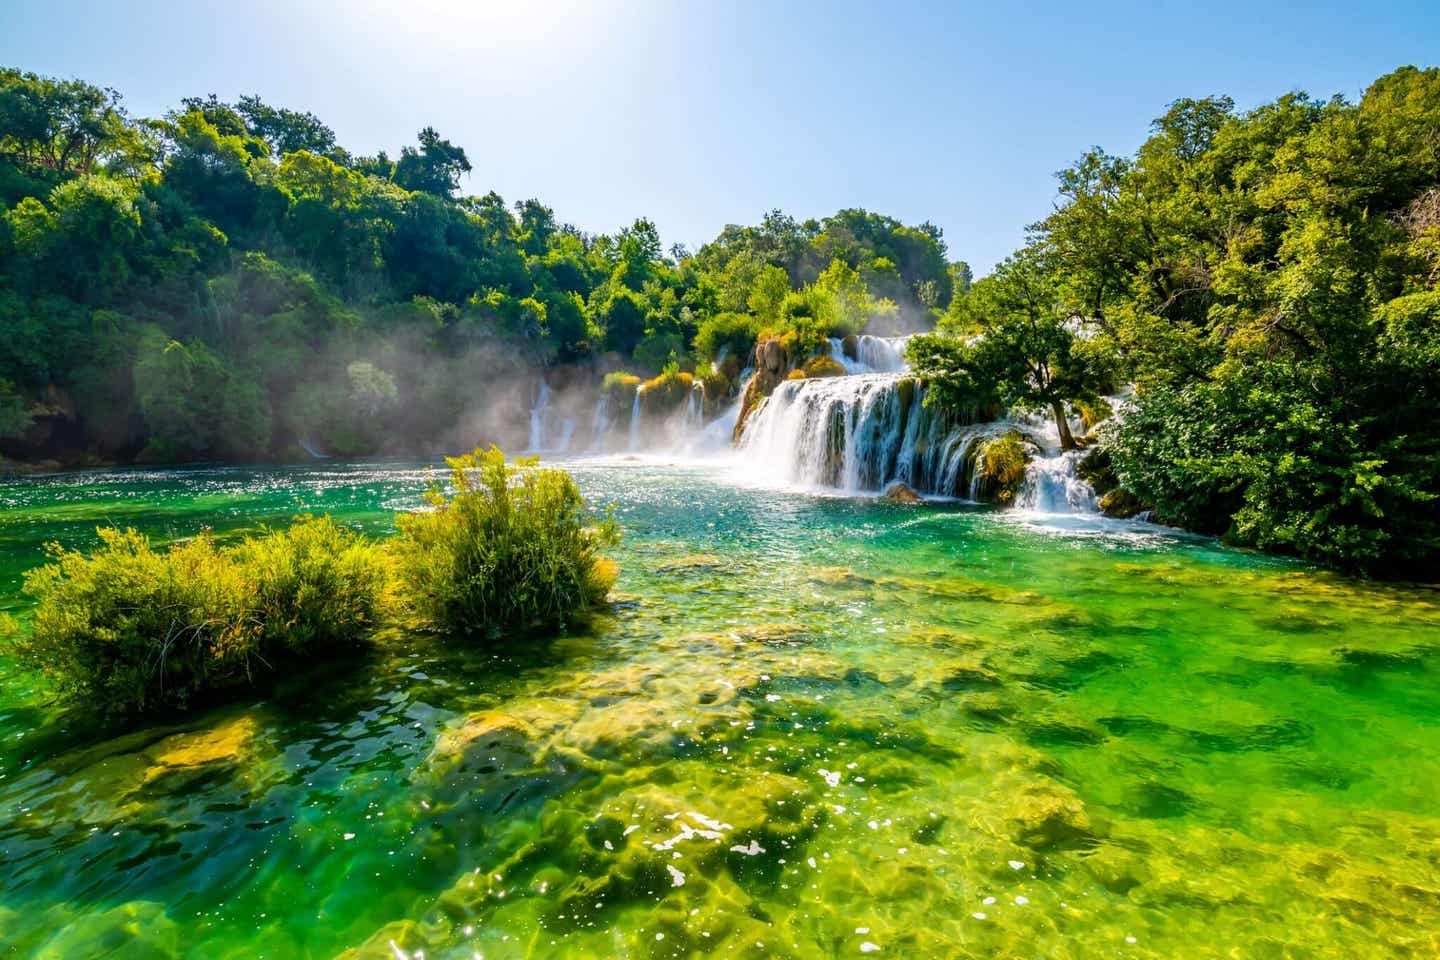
[0,67,957,464]
[909,66,1440,577]
[2,65,1438,577]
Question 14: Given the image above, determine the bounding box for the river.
[0,459,1437,958]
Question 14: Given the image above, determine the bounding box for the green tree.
[394,126,471,197]
[912,248,1109,450]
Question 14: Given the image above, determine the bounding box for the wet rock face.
[882,481,923,504]
[733,337,792,442]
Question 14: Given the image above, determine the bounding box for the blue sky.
[2,0,1436,273]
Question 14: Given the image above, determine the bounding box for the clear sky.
[2,0,1436,273]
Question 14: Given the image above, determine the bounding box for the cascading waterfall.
[628,386,644,451]
[526,379,576,454]
[528,380,550,452]
[1015,449,1099,513]
[735,340,1103,512]
[827,335,911,375]
[736,374,1003,496]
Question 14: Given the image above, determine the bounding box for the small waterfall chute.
[628,385,644,451]
[1016,449,1099,514]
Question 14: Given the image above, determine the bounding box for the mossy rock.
[145,715,259,773]
[802,355,846,378]
[1001,782,1095,850]
[639,369,696,415]
[1100,487,1148,518]
[601,372,642,398]
[1075,446,1118,495]
[972,431,1033,505]
[882,481,922,504]
[785,368,806,380]
[30,900,181,960]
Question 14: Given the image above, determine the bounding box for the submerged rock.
[142,714,260,784]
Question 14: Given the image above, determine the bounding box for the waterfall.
[733,342,1103,512]
[736,374,1000,496]
[827,335,912,375]
[588,394,612,452]
[528,380,550,452]
[628,386,644,451]
[526,379,576,454]
[1016,449,1099,513]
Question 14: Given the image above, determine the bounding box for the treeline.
[911,66,1440,577]
[0,67,962,463]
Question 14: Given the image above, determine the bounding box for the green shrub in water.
[394,446,619,640]
[4,517,388,714]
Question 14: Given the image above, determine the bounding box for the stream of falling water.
[526,335,1102,512]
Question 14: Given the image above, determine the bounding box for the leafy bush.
[4,516,387,714]
[694,311,764,365]
[394,446,619,640]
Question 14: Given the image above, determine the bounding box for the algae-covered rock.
[31,900,181,960]
[1100,487,1148,518]
[142,714,260,786]
[332,920,429,960]
[1001,782,1095,850]
[734,337,791,441]
[882,481,923,504]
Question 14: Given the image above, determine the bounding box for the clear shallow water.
[1,460,1438,958]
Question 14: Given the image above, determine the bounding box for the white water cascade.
[734,339,1102,511]
[526,380,576,454]
[628,386,644,451]
[1016,448,1100,513]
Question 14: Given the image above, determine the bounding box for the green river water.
[1,460,1438,958]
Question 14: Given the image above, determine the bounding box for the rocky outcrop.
[732,337,791,441]
[882,480,923,504]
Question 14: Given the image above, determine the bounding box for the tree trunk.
[1051,400,1076,451]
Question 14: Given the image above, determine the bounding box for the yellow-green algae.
[0,460,1438,958]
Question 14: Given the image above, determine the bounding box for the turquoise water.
[1,460,1438,958]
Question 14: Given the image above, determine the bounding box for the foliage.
[915,66,1440,575]
[911,248,1111,448]
[0,66,964,466]
[393,446,619,640]
[0,376,32,438]
[601,372,641,398]
[639,366,695,414]
[801,355,846,378]
[3,517,387,714]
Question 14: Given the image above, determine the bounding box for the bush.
[693,311,764,365]
[4,516,387,714]
[394,446,619,640]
